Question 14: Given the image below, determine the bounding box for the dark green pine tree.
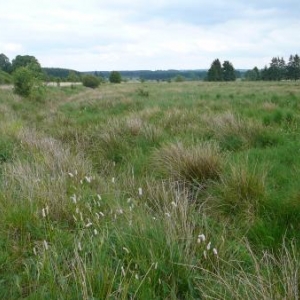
[222,60,236,81]
[207,59,223,81]
[287,54,300,81]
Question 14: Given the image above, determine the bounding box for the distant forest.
[43,68,244,82]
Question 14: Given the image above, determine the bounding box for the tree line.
[245,54,300,81]
[1,52,300,89]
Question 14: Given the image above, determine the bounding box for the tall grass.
[1,81,300,298]
[153,141,222,185]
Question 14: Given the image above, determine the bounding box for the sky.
[1,0,300,71]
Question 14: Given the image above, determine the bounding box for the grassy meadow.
[0,80,300,299]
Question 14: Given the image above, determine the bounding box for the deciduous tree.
[11,55,42,73]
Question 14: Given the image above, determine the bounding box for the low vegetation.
[0,81,299,299]
[82,74,101,89]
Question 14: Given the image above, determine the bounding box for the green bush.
[82,75,100,89]
[13,67,35,97]
[109,71,122,83]
[13,65,44,98]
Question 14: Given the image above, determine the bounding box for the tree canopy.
[207,59,223,81]
[222,61,236,81]
[207,59,236,81]
[246,54,300,81]
[0,53,12,73]
[11,55,42,73]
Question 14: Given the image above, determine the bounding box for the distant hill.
[0,70,12,84]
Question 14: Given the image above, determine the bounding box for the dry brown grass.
[152,141,223,184]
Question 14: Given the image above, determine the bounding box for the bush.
[13,65,44,99]
[13,67,35,97]
[109,71,122,83]
[82,75,100,89]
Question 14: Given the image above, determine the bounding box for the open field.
[0,81,300,299]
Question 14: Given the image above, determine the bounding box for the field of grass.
[0,81,300,299]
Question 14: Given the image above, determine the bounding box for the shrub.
[13,65,44,99]
[13,67,35,97]
[82,75,100,89]
[109,71,122,83]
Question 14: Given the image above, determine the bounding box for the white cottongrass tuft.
[197,234,206,244]
[33,247,37,256]
[171,201,178,208]
[78,242,82,251]
[42,208,46,218]
[123,247,130,254]
[93,229,98,235]
[85,221,93,227]
[121,266,126,277]
[43,240,49,251]
[213,248,218,256]
[97,194,102,200]
[138,187,143,196]
[70,194,77,204]
[112,177,115,183]
[68,172,74,178]
[203,250,207,259]
[165,212,171,218]
[207,242,211,250]
[85,176,92,183]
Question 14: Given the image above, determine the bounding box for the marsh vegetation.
[0,81,299,299]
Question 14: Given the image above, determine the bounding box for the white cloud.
[0,0,299,70]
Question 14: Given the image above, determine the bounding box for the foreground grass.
[0,81,300,298]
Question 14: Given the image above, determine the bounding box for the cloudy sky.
[1,0,299,71]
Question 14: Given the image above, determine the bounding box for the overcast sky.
[1,0,299,71]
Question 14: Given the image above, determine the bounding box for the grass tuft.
[153,141,223,185]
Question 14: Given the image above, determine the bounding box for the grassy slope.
[0,70,12,84]
[0,81,299,299]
